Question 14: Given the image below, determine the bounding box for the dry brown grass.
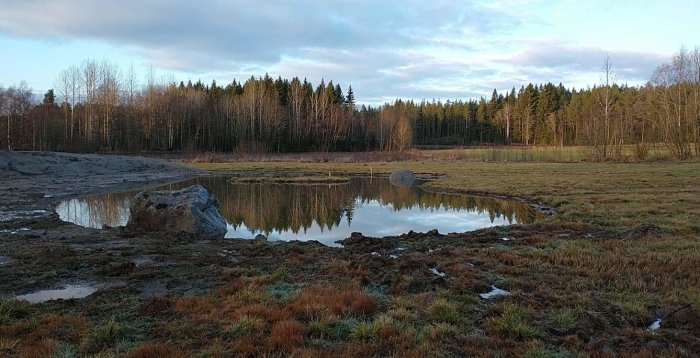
[126,343,185,358]
[288,285,377,320]
[17,339,58,358]
[268,319,306,350]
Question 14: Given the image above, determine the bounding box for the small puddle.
[479,285,510,299]
[56,177,542,246]
[15,284,99,303]
[648,318,662,331]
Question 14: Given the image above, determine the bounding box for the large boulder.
[389,170,416,187]
[127,185,227,238]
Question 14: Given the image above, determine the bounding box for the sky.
[0,0,698,105]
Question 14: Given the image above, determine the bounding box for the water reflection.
[56,177,540,246]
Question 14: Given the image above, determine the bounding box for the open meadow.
[1,152,699,357]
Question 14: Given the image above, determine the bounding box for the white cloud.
[0,0,693,104]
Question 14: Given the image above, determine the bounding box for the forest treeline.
[1,47,699,159]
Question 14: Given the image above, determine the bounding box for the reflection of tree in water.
[168,177,540,235]
[57,193,131,229]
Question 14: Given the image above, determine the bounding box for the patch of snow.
[429,267,446,278]
[500,237,512,241]
[648,318,662,331]
[371,252,381,257]
[389,254,399,259]
[15,284,99,303]
[0,228,29,235]
[479,286,509,299]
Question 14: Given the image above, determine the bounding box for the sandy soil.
[0,151,198,221]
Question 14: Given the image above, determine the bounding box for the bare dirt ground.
[0,151,199,221]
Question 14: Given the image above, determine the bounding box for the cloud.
[0,1,678,104]
[498,40,667,82]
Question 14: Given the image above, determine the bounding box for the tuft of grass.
[546,310,579,332]
[523,343,576,358]
[268,319,306,350]
[127,343,185,358]
[225,315,264,340]
[0,339,19,356]
[390,296,419,310]
[236,288,268,304]
[79,318,121,354]
[0,299,30,323]
[349,321,379,342]
[265,281,303,301]
[485,304,542,340]
[428,299,461,324]
[271,267,290,282]
[289,286,377,320]
[615,292,653,324]
[418,322,460,342]
[308,318,335,340]
[330,317,359,340]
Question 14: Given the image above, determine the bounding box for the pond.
[56,177,540,246]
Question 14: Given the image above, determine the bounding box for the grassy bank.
[191,160,700,232]
[1,159,698,357]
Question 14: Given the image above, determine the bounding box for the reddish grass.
[288,286,377,319]
[231,337,260,356]
[17,339,58,358]
[126,343,185,358]
[268,319,307,351]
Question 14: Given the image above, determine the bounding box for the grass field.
[414,145,682,162]
[1,159,698,357]
[193,160,700,232]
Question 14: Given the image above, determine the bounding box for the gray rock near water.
[389,170,416,187]
[127,185,227,238]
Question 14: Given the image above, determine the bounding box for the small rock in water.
[350,232,363,238]
[254,234,268,241]
[389,170,416,187]
[429,267,446,278]
[648,318,662,331]
[479,285,510,299]
[427,229,440,236]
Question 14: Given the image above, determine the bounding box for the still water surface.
[56,177,539,246]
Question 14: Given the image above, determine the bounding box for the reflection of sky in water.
[227,197,514,246]
[56,177,534,246]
